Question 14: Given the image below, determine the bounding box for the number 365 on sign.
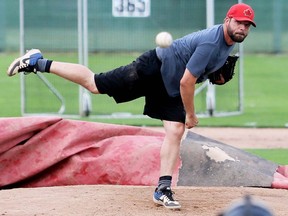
[112,0,150,17]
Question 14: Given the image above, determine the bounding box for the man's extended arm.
[180,68,199,129]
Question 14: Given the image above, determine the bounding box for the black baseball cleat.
[153,186,181,209]
[7,49,43,76]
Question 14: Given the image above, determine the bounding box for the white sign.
[112,0,150,17]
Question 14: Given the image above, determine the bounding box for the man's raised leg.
[7,49,99,94]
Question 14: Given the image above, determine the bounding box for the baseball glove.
[208,55,239,85]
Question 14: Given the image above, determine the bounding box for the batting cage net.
[17,0,243,122]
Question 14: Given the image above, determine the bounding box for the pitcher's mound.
[1,185,287,216]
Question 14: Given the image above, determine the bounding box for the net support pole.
[206,0,215,116]
[19,0,26,116]
[238,0,244,113]
[78,0,92,117]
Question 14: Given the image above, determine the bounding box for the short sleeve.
[186,43,216,78]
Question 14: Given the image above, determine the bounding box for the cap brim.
[234,17,256,27]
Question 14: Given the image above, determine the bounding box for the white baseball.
[155,32,173,48]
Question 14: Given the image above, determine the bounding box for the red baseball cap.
[226,3,256,27]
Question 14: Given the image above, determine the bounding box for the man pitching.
[7,3,256,210]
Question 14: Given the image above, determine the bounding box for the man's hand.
[185,113,199,129]
[213,74,225,85]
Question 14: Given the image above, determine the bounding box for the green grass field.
[1,52,287,164]
[245,149,288,165]
[1,52,288,127]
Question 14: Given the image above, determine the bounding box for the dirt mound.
[0,185,287,216]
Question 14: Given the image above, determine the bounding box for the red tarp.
[0,117,180,188]
[272,165,288,189]
[0,117,287,190]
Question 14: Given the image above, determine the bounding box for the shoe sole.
[7,57,21,76]
[153,197,181,209]
[7,49,42,77]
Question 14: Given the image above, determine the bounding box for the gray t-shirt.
[156,24,235,97]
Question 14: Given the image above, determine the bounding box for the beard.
[227,26,247,43]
